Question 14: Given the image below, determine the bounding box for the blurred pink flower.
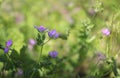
[29,39,36,46]
[15,13,24,23]
[28,39,36,50]
[102,28,110,36]
[96,52,106,60]
[88,8,95,16]
[16,68,23,76]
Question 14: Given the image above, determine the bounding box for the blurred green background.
[0,0,120,77]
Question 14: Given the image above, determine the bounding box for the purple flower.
[29,39,36,46]
[48,30,59,39]
[6,40,12,47]
[34,26,47,32]
[16,68,23,76]
[4,47,9,53]
[88,8,95,16]
[4,40,13,53]
[96,52,106,60]
[54,33,59,39]
[28,39,36,50]
[102,28,110,36]
[49,51,58,58]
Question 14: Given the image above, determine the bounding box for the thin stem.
[30,70,34,78]
[93,58,100,76]
[30,38,51,78]
[38,45,43,62]
[0,44,4,50]
[106,15,114,58]
[110,15,114,56]
[106,41,109,58]
[41,38,51,46]
[6,54,17,72]
[30,45,44,78]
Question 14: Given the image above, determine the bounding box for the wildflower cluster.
[35,25,60,58]
[0,25,64,78]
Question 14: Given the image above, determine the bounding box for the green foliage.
[36,33,45,46]
[0,0,120,78]
[7,28,24,54]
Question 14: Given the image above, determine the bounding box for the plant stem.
[38,45,43,62]
[30,38,51,78]
[30,45,44,78]
[6,54,17,72]
[41,38,51,46]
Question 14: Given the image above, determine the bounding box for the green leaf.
[112,57,118,76]
[7,28,24,54]
[36,33,46,45]
[59,34,68,40]
[19,46,36,70]
[0,54,8,62]
[0,62,3,70]
[42,33,45,41]
[10,49,21,67]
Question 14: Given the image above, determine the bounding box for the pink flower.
[29,39,36,46]
[28,39,36,50]
[102,28,110,36]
